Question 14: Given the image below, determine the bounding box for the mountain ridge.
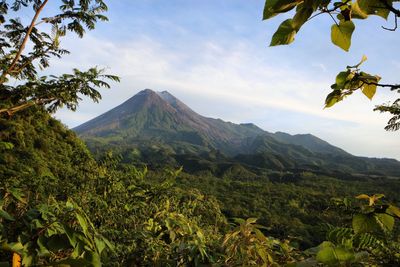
[74,89,400,177]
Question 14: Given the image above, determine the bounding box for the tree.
[262,0,400,131]
[0,0,119,117]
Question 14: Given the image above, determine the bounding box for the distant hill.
[74,89,400,177]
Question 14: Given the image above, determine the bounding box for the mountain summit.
[74,89,400,176]
[74,89,267,153]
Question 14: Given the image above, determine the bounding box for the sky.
[46,0,399,159]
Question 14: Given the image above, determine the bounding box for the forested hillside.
[2,97,400,266]
[1,0,400,266]
[2,109,400,266]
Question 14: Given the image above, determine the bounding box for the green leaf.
[374,213,394,232]
[361,83,377,100]
[2,242,24,253]
[102,237,114,252]
[246,217,258,224]
[357,72,381,100]
[316,242,355,265]
[0,209,14,221]
[270,19,296,46]
[9,188,25,203]
[331,20,355,51]
[0,142,14,150]
[233,218,245,224]
[350,55,368,68]
[76,213,89,238]
[357,0,391,19]
[37,236,50,257]
[355,194,370,200]
[94,237,106,255]
[351,1,368,19]
[352,213,379,234]
[387,205,400,218]
[263,0,300,20]
[83,251,101,267]
[21,255,34,267]
[325,90,341,108]
[293,3,313,29]
[335,70,351,88]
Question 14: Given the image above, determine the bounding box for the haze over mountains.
[74,89,400,177]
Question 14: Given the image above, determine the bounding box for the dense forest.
[1,103,400,266]
[1,0,400,266]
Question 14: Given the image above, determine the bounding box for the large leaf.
[331,20,355,51]
[83,251,101,267]
[374,213,394,232]
[293,3,313,29]
[359,73,380,100]
[316,242,355,265]
[387,205,400,218]
[76,213,89,238]
[325,90,342,108]
[335,70,351,88]
[94,237,106,255]
[263,0,300,20]
[357,0,391,19]
[351,1,368,19]
[270,19,296,46]
[352,213,379,234]
[361,83,377,100]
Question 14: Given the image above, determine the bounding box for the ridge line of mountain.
[74,89,400,177]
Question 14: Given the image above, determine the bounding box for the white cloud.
[53,34,400,159]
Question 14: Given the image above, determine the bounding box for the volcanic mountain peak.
[74,89,400,176]
[74,89,346,155]
[156,90,175,103]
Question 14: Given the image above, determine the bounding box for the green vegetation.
[1,108,400,266]
[1,0,400,266]
[0,0,119,118]
[263,0,400,131]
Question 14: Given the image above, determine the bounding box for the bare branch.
[362,81,400,91]
[382,13,398,31]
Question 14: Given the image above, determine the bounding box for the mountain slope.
[75,89,267,154]
[271,132,350,156]
[74,89,400,177]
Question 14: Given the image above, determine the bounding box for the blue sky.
[50,0,399,159]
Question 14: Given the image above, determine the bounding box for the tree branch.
[364,81,400,91]
[9,47,52,75]
[0,0,49,82]
[382,13,398,31]
[308,0,351,22]
[0,97,56,116]
[378,0,400,17]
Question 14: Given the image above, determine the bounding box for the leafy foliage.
[1,1,399,265]
[0,187,112,266]
[263,0,400,130]
[0,0,119,116]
